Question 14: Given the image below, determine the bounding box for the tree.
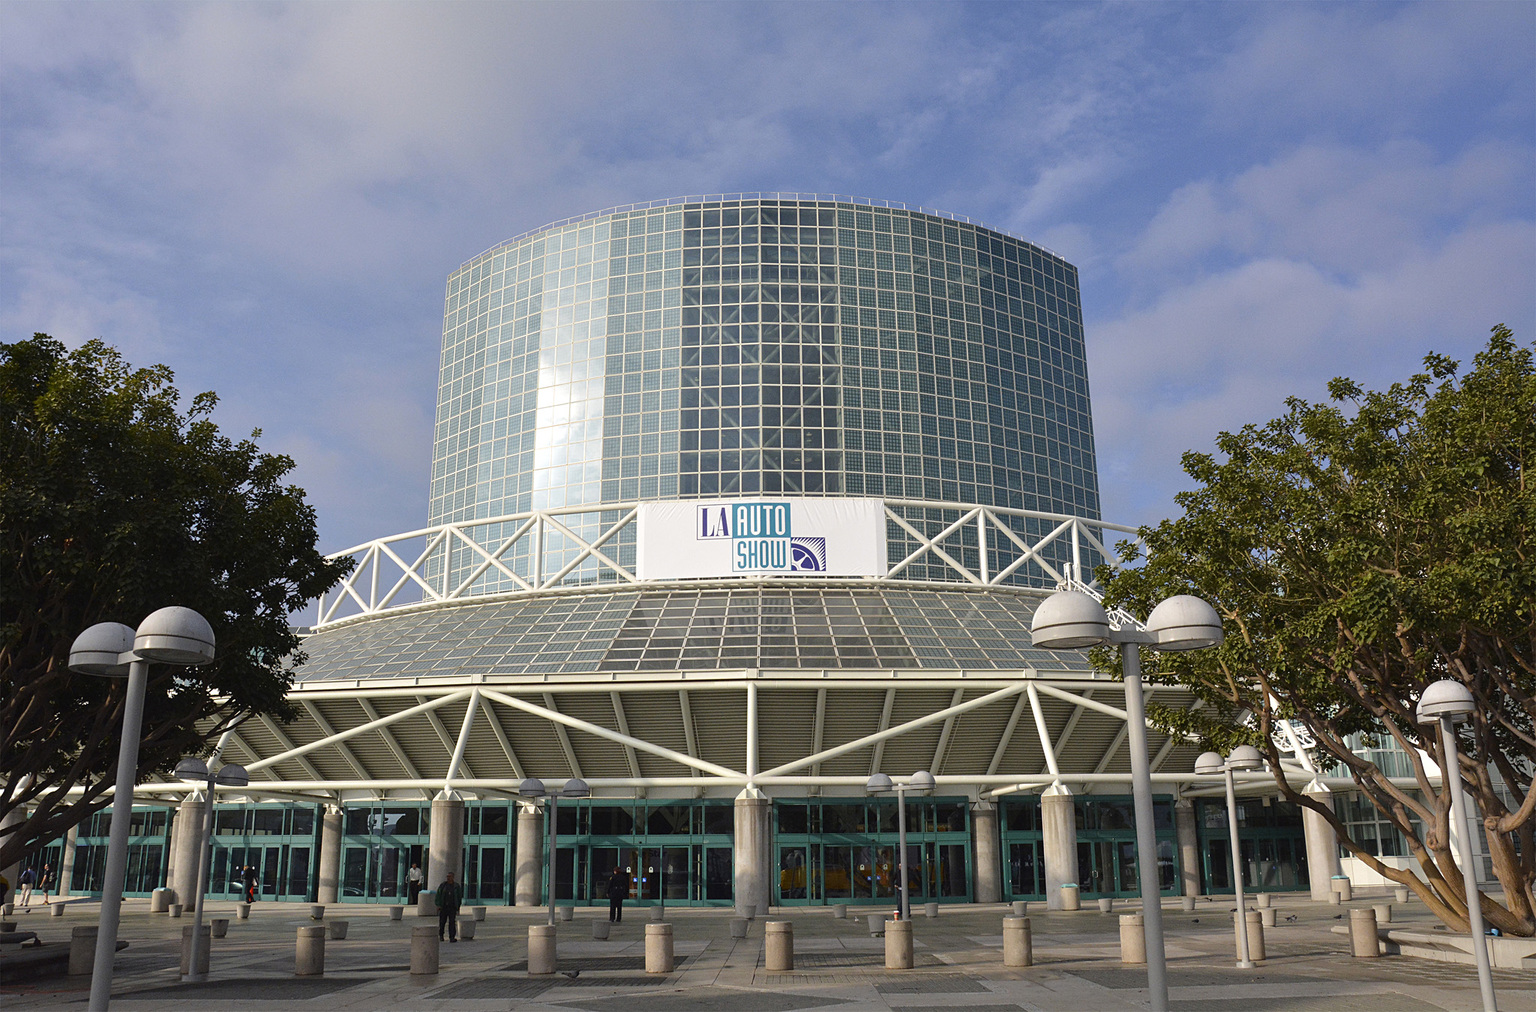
[1103,325,1535,936]
[1,335,352,871]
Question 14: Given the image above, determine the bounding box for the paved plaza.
[2,891,1531,1011]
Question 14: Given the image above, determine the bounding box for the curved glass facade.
[430,196,1099,527]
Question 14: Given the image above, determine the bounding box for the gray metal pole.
[89,658,149,1012]
[546,796,557,927]
[896,786,910,921]
[1120,644,1168,1012]
[1225,766,1253,968]
[183,779,216,982]
[1438,717,1497,1012]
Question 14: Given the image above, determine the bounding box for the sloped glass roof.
[294,585,1091,682]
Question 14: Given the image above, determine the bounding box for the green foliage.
[0,335,352,869]
[1104,325,1535,934]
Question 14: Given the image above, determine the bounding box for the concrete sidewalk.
[2,892,1531,1011]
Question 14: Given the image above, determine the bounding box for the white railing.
[312,500,1143,630]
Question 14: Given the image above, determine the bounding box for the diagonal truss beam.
[930,688,966,775]
[418,694,478,781]
[256,714,324,781]
[1033,682,1129,722]
[299,701,371,781]
[355,698,431,781]
[478,695,526,781]
[764,682,1028,779]
[1026,682,1060,778]
[478,688,743,780]
[679,689,702,797]
[610,692,643,780]
[988,694,1029,777]
[1040,688,1093,776]
[868,688,897,775]
[444,688,481,791]
[541,693,584,779]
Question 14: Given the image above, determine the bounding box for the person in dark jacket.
[606,866,630,922]
[436,872,462,942]
[242,865,259,903]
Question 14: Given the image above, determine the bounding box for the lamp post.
[1417,680,1496,1012]
[172,756,248,982]
[1195,746,1262,968]
[69,608,215,1012]
[865,771,935,920]
[1031,591,1223,1012]
[518,778,590,926]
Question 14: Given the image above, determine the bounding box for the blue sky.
[3,1,1532,553]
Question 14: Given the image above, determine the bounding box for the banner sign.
[636,499,887,580]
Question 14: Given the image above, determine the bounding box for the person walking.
[39,863,54,905]
[18,866,35,907]
[435,871,462,942]
[606,866,630,923]
[407,861,424,904]
[242,864,259,903]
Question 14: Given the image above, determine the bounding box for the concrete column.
[733,788,771,916]
[316,806,343,905]
[971,801,1001,904]
[1040,785,1078,910]
[0,804,27,891]
[428,794,465,888]
[1174,798,1200,897]
[1302,781,1342,902]
[58,825,78,898]
[515,803,542,906]
[170,793,204,906]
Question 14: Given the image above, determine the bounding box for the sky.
[3,1,1533,556]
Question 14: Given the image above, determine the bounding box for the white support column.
[316,805,343,904]
[515,803,543,906]
[734,788,770,916]
[170,793,203,904]
[746,680,759,781]
[444,689,481,793]
[1174,797,1200,897]
[58,824,79,898]
[1041,784,1078,910]
[0,802,26,892]
[428,795,466,890]
[1302,780,1342,901]
[971,800,1002,904]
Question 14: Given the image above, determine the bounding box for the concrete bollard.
[1257,893,1271,909]
[923,901,939,919]
[1332,876,1352,901]
[730,917,749,938]
[1181,895,1197,912]
[417,892,438,918]
[867,913,885,936]
[1394,886,1409,904]
[645,922,674,974]
[457,916,475,940]
[1120,912,1146,964]
[741,903,757,920]
[69,925,98,975]
[593,919,611,940]
[832,903,848,919]
[1373,903,1392,924]
[180,924,211,976]
[1238,909,1266,961]
[309,904,325,920]
[150,888,172,913]
[649,905,664,922]
[527,924,557,975]
[764,920,793,971]
[1,902,11,915]
[1328,892,1341,906]
[1261,907,1277,927]
[1349,907,1380,957]
[168,903,183,918]
[0,919,14,932]
[211,918,229,938]
[51,903,65,918]
[410,924,440,974]
[884,918,914,969]
[1060,883,1080,911]
[1003,916,1032,967]
[237,902,251,919]
[1097,897,1113,913]
[472,906,487,922]
[328,920,349,940]
[295,925,326,976]
[389,905,404,921]
[559,905,574,923]
[1011,900,1027,917]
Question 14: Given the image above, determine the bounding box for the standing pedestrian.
[606,866,630,923]
[18,866,35,907]
[435,871,462,942]
[407,861,424,904]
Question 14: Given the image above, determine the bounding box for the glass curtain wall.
[999,797,1046,901]
[207,804,319,902]
[543,800,735,908]
[1196,798,1309,893]
[67,807,172,897]
[774,797,972,906]
[340,804,428,903]
[1075,796,1181,898]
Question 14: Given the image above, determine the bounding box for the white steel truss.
[313,500,1141,628]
